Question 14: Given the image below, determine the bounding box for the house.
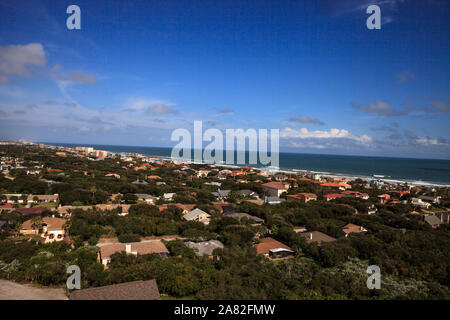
[320,182,343,190]
[173,203,196,214]
[261,181,289,197]
[157,204,168,212]
[300,231,336,243]
[387,190,410,197]
[105,173,120,179]
[147,175,162,180]
[418,195,441,204]
[99,241,169,266]
[264,196,285,205]
[110,193,123,202]
[231,170,247,177]
[135,193,157,204]
[12,207,48,218]
[96,204,131,216]
[342,223,367,237]
[163,193,176,201]
[211,189,231,201]
[435,211,450,224]
[324,193,345,201]
[0,203,13,212]
[5,194,27,204]
[411,197,431,208]
[196,170,210,178]
[57,204,130,217]
[132,179,148,185]
[69,280,160,300]
[204,181,222,187]
[286,193,317,203]
[223,212,264,225]
[238,189,259,198]
[26,194,59,204]
[254,237,295,260]
[273,173,287,181]
[183,208,211,225]
[341,191,369,200]
[212,202,230,213]
[20,217,67,243]
[293,226,307,233]
[424,215,441,229]
[377,194,391,204]
[367,204,377,215]
[185,240,224,259]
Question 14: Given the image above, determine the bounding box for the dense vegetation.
[0,144,449,299]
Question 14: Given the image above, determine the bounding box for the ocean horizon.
[42,142,450,186]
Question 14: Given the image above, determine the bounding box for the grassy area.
[33,202,58,208]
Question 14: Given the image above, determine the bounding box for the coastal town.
[0,141,449,300]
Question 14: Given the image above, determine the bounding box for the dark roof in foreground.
[13,207,48,215]
[69,280,160,300]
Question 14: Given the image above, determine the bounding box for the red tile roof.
[324,193,345,198]
[320,182,341,187]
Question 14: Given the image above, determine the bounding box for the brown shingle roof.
[174,203,196,211]
[261,181,288,190]
[69,280,160,300]
[254,237,292,255]
[342,223,367,235]
[13,207,48,215]
[300,231,336,243]
[22,217,67,231]
[100,241,169,259]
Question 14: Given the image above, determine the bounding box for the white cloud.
[281,127,372,144]
[124,98,178,115]
[415,137,439,146]
[146,104,178,115]
[352,100,413,116]
[0,43,46,77]
[288,115,324,125]
[431,101,450,113]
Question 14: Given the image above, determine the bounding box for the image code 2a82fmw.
[216,304,276,316]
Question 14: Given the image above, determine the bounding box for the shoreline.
[42,142,450,187]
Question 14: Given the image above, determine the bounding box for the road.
[0,279,68,300]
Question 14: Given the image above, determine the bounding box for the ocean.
[43,143,450,186]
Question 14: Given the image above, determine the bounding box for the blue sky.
[0,0,449,159]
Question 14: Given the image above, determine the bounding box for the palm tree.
[31,216,43,235]
[90,186,97,204]
[62,220,71,237]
